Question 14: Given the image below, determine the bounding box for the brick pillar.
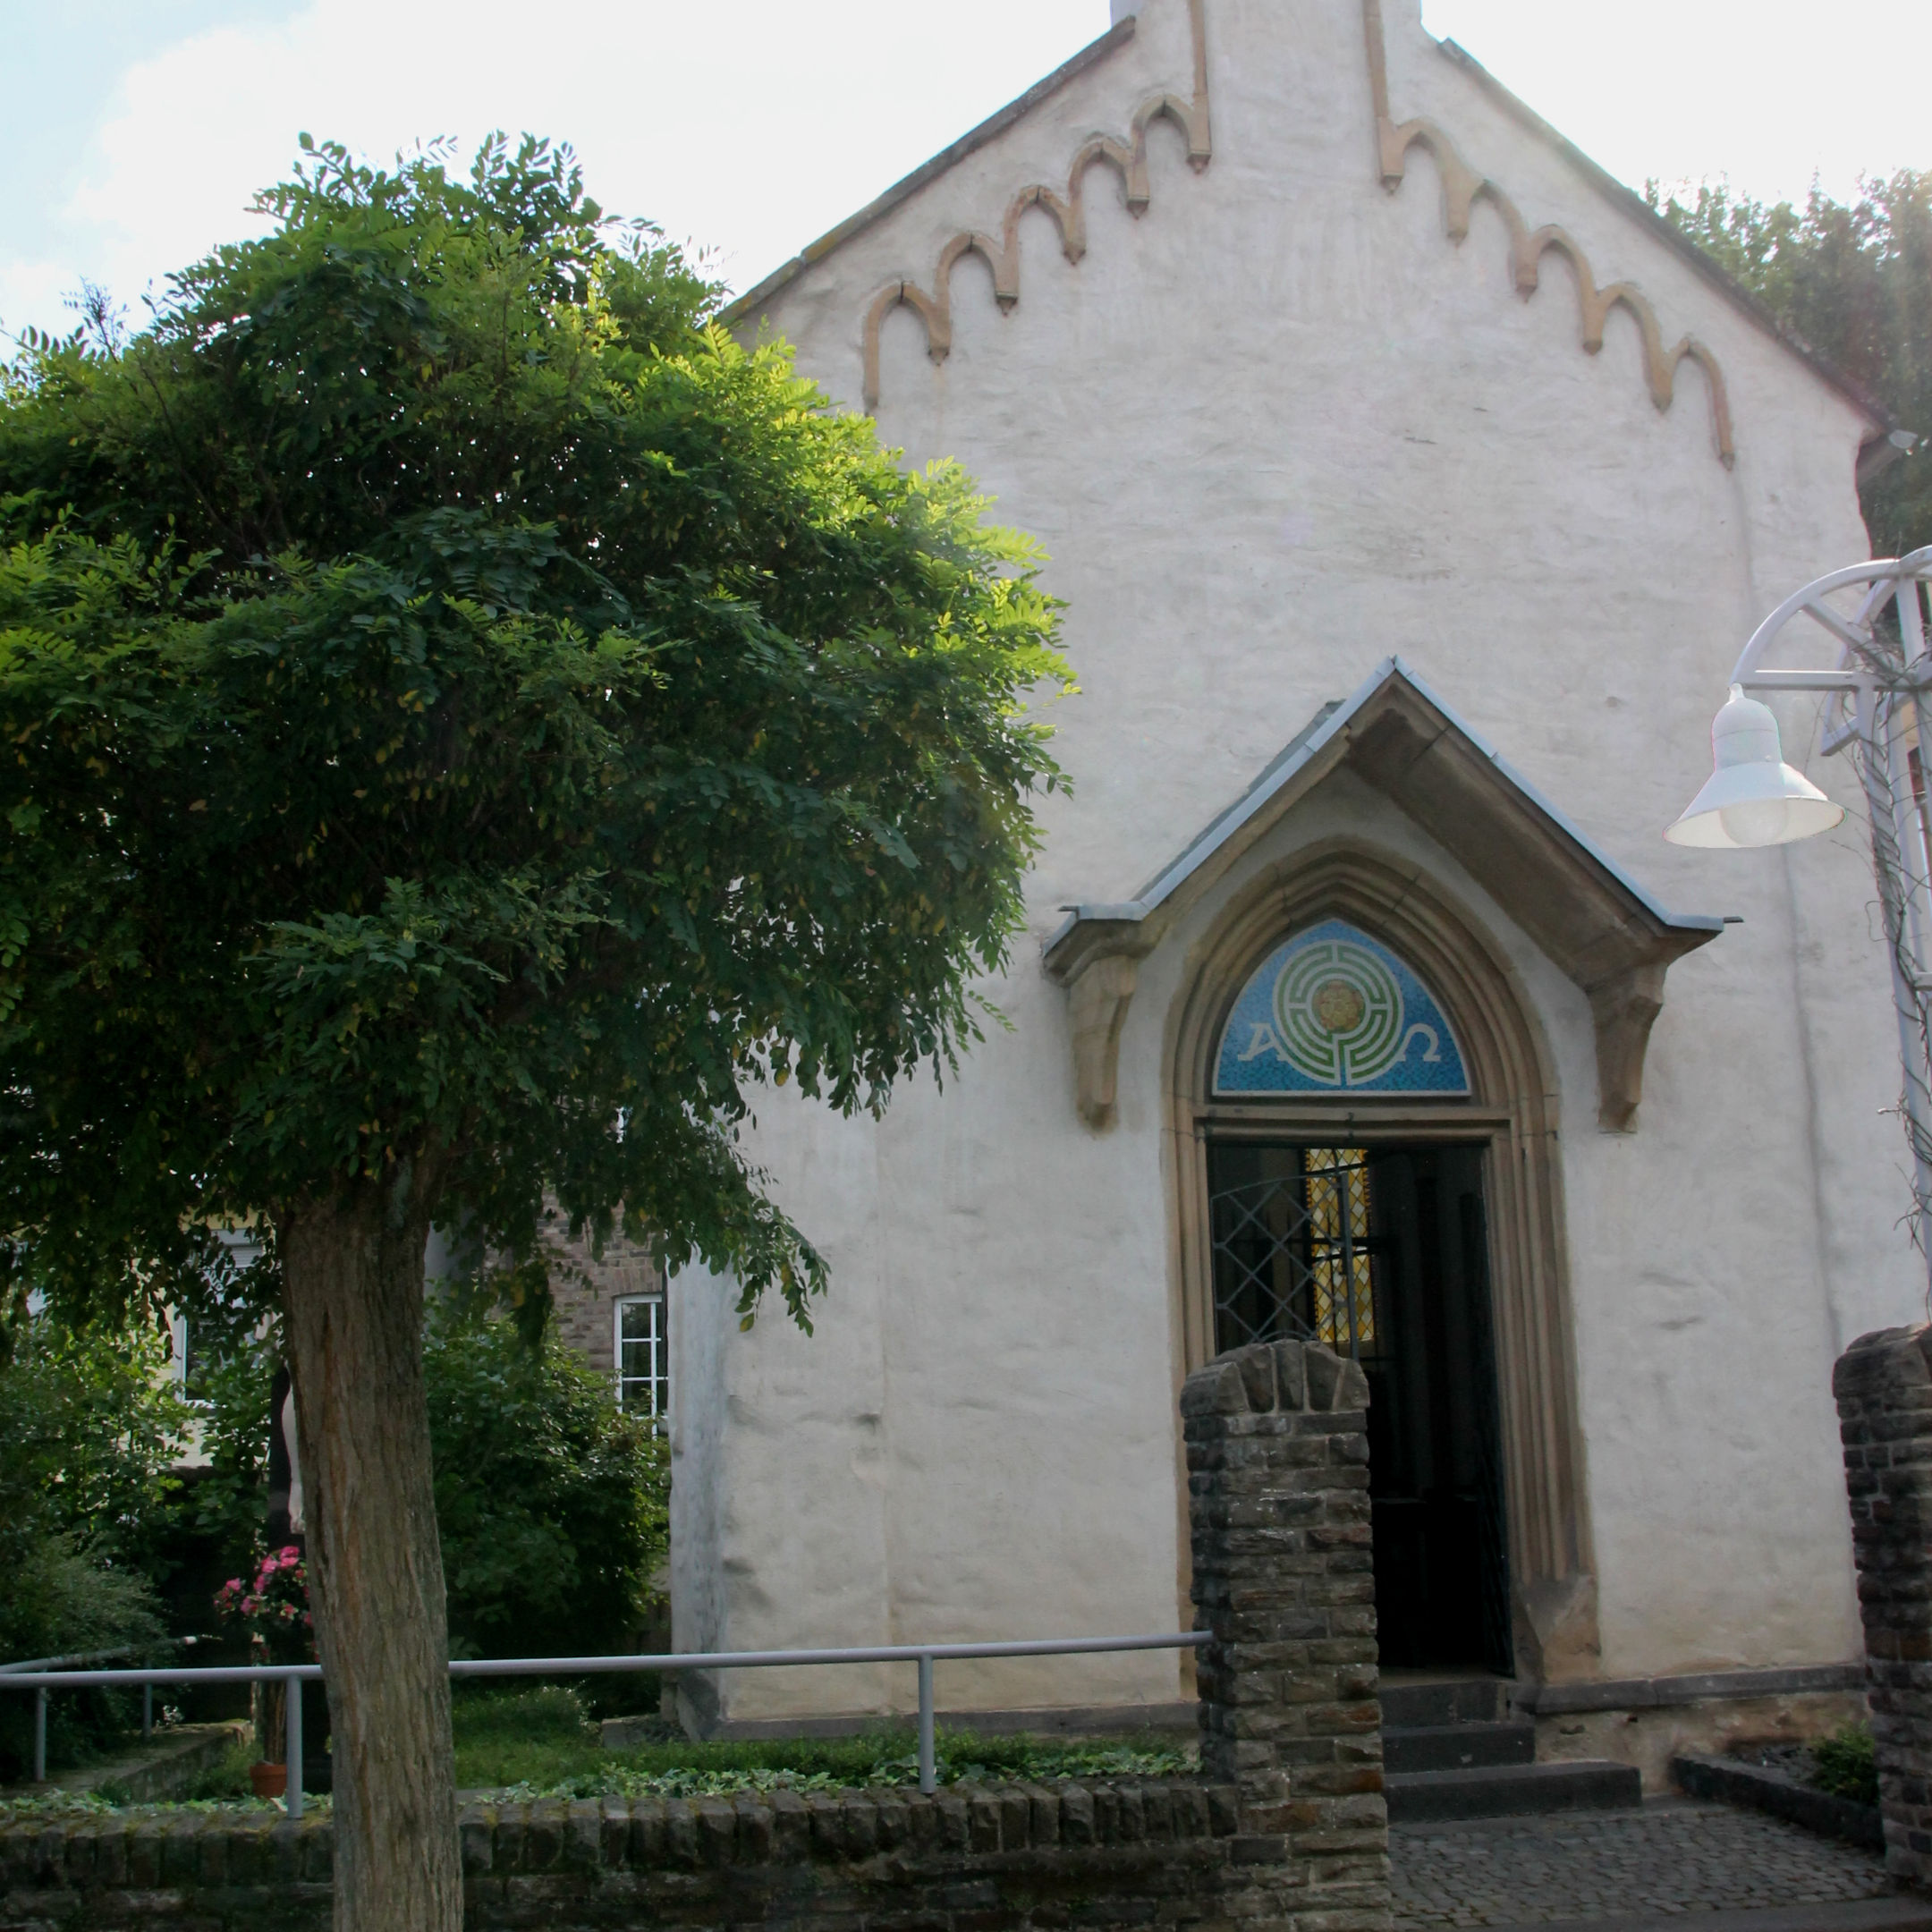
[1834,1324,1932,1890]
[1183,1339,1390,1929]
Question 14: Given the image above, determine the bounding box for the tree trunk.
[281,1170,458,1932]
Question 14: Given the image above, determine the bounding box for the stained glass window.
[1214,919,1469,1097]
[1303,1147,1376,1351]
[1207,1144,1381,1358]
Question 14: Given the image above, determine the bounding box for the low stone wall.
[1672,1752,1884,1849]
[1,1778,1244,1931]
[3,1338,1392,1931]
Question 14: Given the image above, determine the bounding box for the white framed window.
[614,1293,669,1419]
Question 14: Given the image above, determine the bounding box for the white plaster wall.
[675,0,1923,1716]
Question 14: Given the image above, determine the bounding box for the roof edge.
[722,18,1139,327]
[1042,657,1724,979]
[1432,37,1891,435]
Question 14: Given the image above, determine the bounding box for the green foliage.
[70,1306,672,1669]
[0,131,1071,1331]
[183,1733,259,1802]
[0,1313,179,1775]
[0,1530,167,1667]
[0,1313,191,1575]
[0,1312,185,1653]
[171,1327,281,1588]
[0,1785,301,1818]
[425,1307,668,1658]
[1650,172,1932,556]
[447,1684,1194,1796]
[1810,1721,1880,1805]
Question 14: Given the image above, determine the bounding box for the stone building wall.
[543,1219,662,1382]
[684,0,1919,1719]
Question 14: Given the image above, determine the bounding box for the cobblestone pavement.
[1393,1799,1894,1926]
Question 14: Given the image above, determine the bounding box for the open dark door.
[1359,1146,1513,1674]
[1206,1140,1513,1675]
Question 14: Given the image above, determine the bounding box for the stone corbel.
[1514,1572,1602,1683]
[1586,963,1668,1134]
[1067,953,1140,1132]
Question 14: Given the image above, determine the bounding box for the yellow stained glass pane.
[1304,1148,1375,1349]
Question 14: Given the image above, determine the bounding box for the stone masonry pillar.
[1182,1339,1391,1929]
[1834,1324,1932,1890]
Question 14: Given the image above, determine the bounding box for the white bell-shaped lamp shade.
[1665,686,1844,849]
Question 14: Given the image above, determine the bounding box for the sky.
[2,0,1928,346]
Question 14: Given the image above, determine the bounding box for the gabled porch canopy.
[1041,659,1724,1132]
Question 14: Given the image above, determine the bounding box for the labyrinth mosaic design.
[1213,919,1470,1096]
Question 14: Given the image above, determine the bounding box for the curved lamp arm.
[1729,545,1932,693]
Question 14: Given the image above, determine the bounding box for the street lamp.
[1669,547,1932,1289]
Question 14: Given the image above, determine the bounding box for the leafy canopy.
[1650,170,1931,557]
[0,135,1071,1329]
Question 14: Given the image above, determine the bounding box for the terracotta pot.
[249,1760,287,1800]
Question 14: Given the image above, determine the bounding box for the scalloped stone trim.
[861,0,1211,411]
[1363,0,1735,465]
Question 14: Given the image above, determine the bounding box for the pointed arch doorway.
[1208,1138,1512,1673]
[1165,843,1595,1684]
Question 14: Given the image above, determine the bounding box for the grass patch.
[451,1684,1197,1800]
[453,1683,606,1791]
[5,1687,1194,1817]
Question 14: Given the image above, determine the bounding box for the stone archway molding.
[1165,835,1599,1682]
[1042,659,1722,1134]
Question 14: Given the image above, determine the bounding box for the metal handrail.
[0,1647,140,1676]
[4,1631,1211,1812]
[0,1636,212,1760]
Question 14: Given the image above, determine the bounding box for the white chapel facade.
[637,0,1919,1763]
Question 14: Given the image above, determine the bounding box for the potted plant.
[214,1544,312,1798]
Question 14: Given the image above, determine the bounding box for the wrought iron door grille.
[1208,1147,1378,1357]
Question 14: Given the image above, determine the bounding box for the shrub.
[1812,1723,1880,1806]
[0,1314,182,1777]
[0,1312,192,1583]
[156,1301,668,1668]
[426,1306,668,1661]
[0,1530,166,1666]
[0,1294,665,1780]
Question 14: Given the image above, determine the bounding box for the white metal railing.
[0,1639,216,1774]
[2,1631,1211,1813]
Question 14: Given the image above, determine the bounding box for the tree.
[0,133,1069,1928]
[1649,171,1932,557]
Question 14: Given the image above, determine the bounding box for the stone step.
[1496,1902,1932,1932]
[1379,1676,1513,1728]
[1383,1718,1538,1774]
[1385,1758,1642,1823]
